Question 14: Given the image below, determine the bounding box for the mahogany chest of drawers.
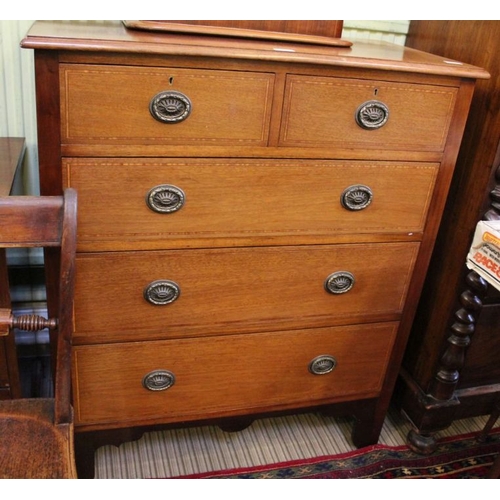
[21,21,488,457]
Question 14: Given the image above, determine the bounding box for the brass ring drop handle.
[142,370,176,391]
[355,100,389,130]
[146,184,185,214]
[340,184,373,211]
[143,280,181,305]
[149,90,192,123]
[309,355,337,375]
[325,271,355,294]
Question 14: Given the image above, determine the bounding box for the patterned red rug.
[172,428,500,479]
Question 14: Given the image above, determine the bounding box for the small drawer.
[63,158,438,251]
[73,243,418,343]
[72,323,398,426]
[279,75,457,151]
[59,64,274,146]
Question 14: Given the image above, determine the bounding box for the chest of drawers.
[21,22,488,454]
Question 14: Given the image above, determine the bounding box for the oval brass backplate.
[149,90,192,123]
[146,184,185,214]
[143,280,181,305]
[142,370,176,391]
[355,100,389,130]
[309,355,337,375]
[324,272,355,295]
[340,184,373,211]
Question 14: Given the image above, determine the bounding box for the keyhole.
[169,77,174,85]
[374,88,378,96]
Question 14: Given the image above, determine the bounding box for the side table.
[0,137,26,399]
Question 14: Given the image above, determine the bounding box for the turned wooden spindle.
[0,308,57,335]
[427,163,500,401]
[406,151,500,455]
[428,271,488,401]
[11,314,57,331]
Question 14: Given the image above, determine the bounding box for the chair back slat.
[0,196,64,247]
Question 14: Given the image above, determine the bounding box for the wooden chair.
[0,189,77,479]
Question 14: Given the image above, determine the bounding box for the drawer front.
[60,64,274,146]
[73,323,398,426]
[73,243,418,343]
[280,75,457,151]
[63,158,438,251]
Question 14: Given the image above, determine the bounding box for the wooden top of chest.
[21,21,489,80]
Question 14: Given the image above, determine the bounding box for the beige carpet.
[94,406,490,479]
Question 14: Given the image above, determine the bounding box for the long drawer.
[59,64,275,146]
[73,243,418,343]
[280,75,458,151]
[63,158,438,251]
[72,323,399,427]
